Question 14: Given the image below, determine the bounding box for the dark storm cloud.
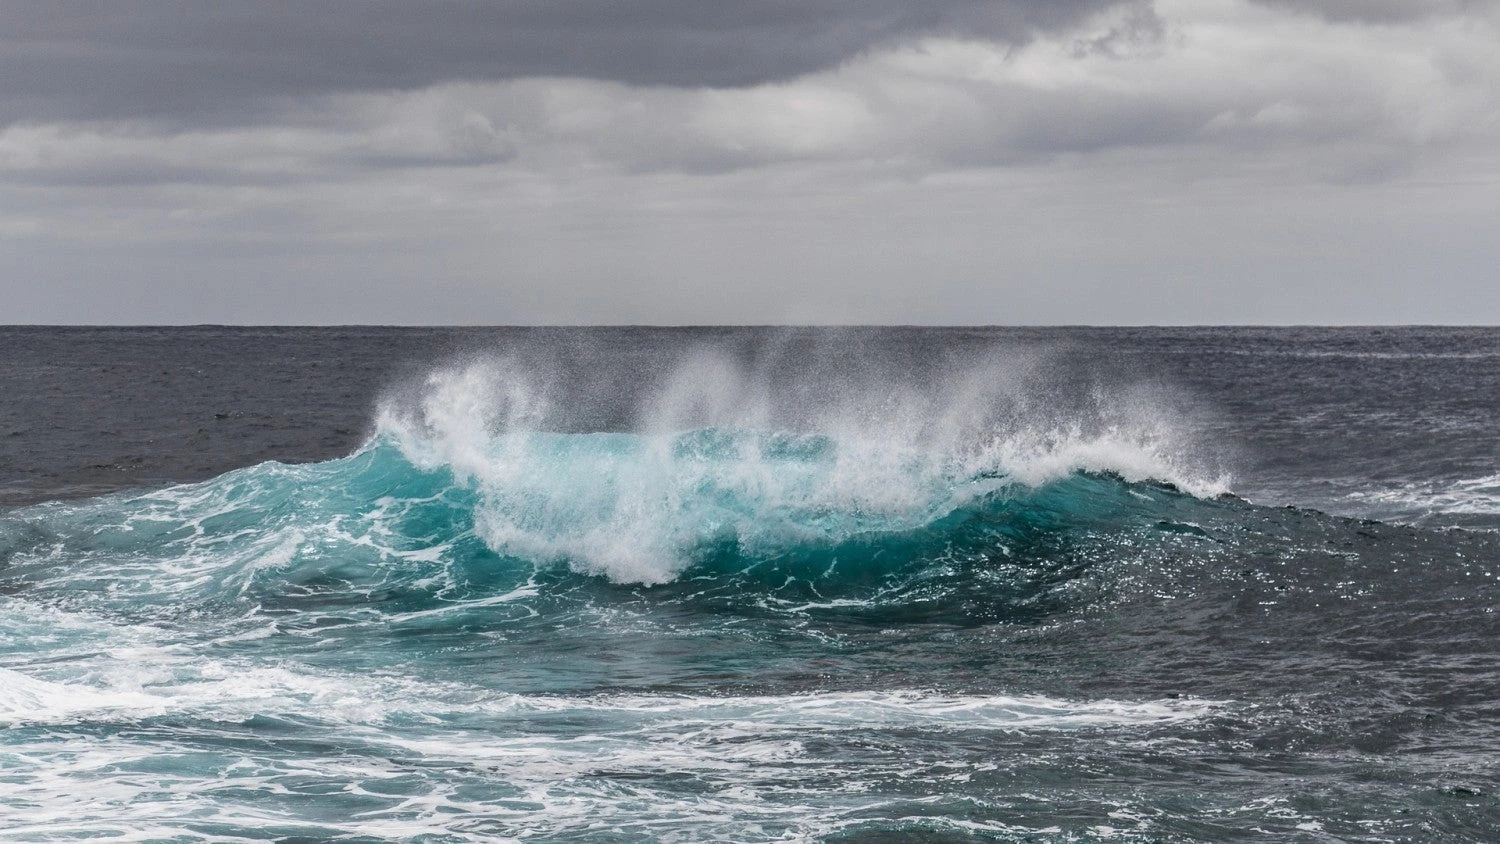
[0,0,1126,125]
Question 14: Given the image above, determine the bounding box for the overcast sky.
[3,0,1498,324]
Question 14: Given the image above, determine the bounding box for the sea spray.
[373,349,1226,582]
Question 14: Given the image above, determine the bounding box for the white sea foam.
[0,647,1219,841]
[1343,473,1500,521]
[0,596,1214,731]
[0,667,161,723]
[0,652,1216,734]
[0,583,1221,841]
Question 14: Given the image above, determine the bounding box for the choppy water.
[1,327,1498,841]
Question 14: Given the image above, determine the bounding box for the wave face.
[4,335,1499,842]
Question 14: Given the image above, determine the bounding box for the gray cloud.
[2,0,1499,325]
[0,0,1125,125]
[6,0,1497,191]
[1251,0,1482,23]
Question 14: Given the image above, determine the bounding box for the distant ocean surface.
[2,326,1497,841]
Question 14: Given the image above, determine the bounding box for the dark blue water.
[1,327,1497,841]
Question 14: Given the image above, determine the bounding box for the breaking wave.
[0,353,1234,631]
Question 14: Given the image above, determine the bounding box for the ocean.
[1,326,1497,841]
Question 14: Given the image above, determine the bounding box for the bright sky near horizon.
[2,0,1498,324]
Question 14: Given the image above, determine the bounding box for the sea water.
[1,327,1497,841]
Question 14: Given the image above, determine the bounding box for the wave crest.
[373,354,1226,584]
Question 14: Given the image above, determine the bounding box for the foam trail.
[0,670,1221,841]
[0,658,1215,731]
[1342,472,1500,525]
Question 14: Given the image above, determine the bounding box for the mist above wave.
[375,345,1226,583]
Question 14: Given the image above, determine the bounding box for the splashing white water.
[375,349,1227,584]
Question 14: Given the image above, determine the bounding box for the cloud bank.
[2,0,1498,323]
